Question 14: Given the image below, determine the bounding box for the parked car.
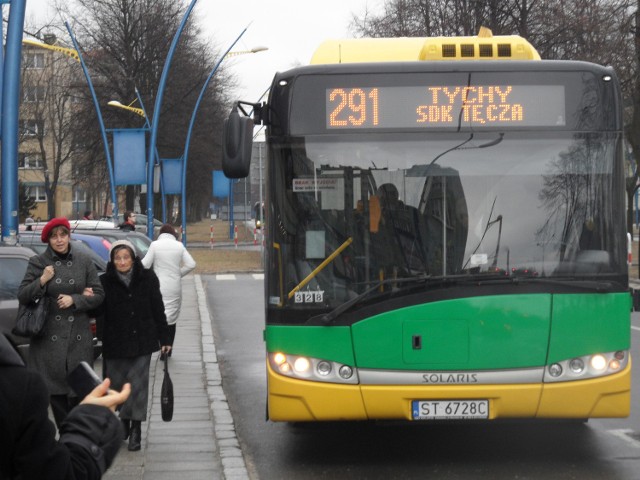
[17,232,108,273]
[71,233,111,262]
[0,243,103,361]
[20,219,116,232]
[100,213,162,237]
[76,229,152,258]
[0,245,36,359]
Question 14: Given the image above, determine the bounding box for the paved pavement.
[103,274,249,480]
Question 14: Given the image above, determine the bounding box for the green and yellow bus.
[223,29,631,422]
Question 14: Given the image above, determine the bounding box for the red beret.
[41,217,71,243]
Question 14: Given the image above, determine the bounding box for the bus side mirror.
[222,105,254,179]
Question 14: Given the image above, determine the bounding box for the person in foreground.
[18,217,105,428]
[0,332,131,480]
[142,224,196,352]
[94,240,172,451]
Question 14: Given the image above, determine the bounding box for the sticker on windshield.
[294,289,324,303]
[293,178,338,192]
[269,296,280,305]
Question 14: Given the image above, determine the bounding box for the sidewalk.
[104,275,248,480]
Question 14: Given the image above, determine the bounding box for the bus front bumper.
[266,361,631,422]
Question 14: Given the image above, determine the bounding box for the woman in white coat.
[141,224,196,353]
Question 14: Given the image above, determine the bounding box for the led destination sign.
[326,85,566,129]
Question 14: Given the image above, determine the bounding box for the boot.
[128,421,141,451]
[121,419,130,440]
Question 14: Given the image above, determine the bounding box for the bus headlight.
[268,352,358,384]
[294,357,311,373]
[273,352,287,366]
[339,365,354,379]
[544,350,629,382]
[590,354,607,371]
[317,361,332,376]
[569,358,584,373]
[548,363,563,377]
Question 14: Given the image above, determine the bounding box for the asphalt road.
[204,274,640,480]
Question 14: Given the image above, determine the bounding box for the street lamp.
[180,32,267,246]
[226,46,268,58]
[107,100,145,118]
[22,38,80,62]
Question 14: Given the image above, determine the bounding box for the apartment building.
[19,37,99,221]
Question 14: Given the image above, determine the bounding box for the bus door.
[288,166,375,302]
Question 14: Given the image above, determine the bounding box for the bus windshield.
[267,130,626,311]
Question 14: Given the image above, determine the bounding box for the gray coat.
[18,244,104,395]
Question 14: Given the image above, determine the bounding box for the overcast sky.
[23,0,381,103]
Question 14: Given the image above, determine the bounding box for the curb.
[196,274,250,480]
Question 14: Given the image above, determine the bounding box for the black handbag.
[12,294,49,338]
[160,353,174,422]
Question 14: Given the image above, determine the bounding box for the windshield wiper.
[309,275,431,325]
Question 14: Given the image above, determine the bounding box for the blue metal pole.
[180,27,248,246]
[65,22,118,223]
[0,4,5,136]
[146,0,198,238]
[1,0,26,243]
[134,88,166,223]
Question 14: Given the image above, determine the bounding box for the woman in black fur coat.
[94,240,172,452]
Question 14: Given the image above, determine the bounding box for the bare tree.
[55,0,234,222]
[351,0,534,37]
[18,180,37,221]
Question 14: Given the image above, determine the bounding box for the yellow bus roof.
[310,29,540,64]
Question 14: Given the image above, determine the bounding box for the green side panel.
[547,293,631,362]
[265,325,356,365]
[351,295,552,370]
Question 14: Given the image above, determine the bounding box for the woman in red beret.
[18,217,105,428]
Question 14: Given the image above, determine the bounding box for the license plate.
[412,399,489,420]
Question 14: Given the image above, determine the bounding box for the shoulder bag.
[12,293,49,338]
